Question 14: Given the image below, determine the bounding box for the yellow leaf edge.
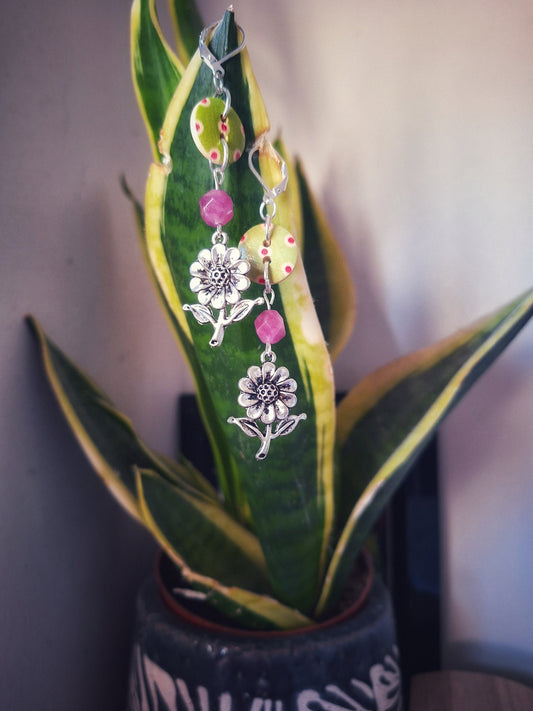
[317,288,533,615]
[136,468,313,630]
[28,316,141,522]
[130,0,184,159]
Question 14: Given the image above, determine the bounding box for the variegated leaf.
[27,316,217,519]
[315,288,533,615]
[131,0,183,157]
[137,467,314,630]
[121,176,248,521]
[278,140,356,361]
[167,0,204,67]
[146,12,335,613]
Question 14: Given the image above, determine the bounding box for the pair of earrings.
[183,19,306,461]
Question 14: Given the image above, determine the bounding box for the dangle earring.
[228,140,307,461]
[183,20,263,347]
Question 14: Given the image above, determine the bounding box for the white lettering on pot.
[297,652,401,711]
[128,646,401,711]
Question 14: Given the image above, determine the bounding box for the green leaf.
[136,468,314,630]
[293,157,356,361]
[186,581,314,631]
[131,0,183,157]
[122,175,248,522]
[316,287,533,616]
[26,316,217,520]
[136,467,268,590]
[146,11,335,613]
[27,315,304,627]
[167,0,204,66]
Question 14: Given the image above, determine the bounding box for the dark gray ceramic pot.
[127,556,402,711]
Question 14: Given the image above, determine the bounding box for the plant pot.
[127,554,402,711]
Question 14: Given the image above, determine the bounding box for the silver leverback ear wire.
[248,139,289,245]
[199,21,246,80]
[248,139,289,202]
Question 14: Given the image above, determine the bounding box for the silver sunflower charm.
[183,241,263,347]
[228,357,307,460]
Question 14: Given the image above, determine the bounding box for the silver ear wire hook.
[248,139,289,202]
[199,22,246,78]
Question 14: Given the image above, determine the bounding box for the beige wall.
[1,0,531,706]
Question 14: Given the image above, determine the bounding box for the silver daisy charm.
[228,352,307,461]
[183,239,263,347]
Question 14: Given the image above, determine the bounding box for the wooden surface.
[410,670,533,710]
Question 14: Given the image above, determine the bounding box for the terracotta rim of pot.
[154,548,374,638]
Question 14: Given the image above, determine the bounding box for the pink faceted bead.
[255,310,286,345]
[199,189,233,227]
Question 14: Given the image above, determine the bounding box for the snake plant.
[28,0,533,630]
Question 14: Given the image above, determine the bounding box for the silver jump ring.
[260,200,276,224]
[260,344,276,363]
[221,87,232,119]
[262,262,272,297]
[262,273,275,304]
[211,228,228,245]
[209,138,229,186]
